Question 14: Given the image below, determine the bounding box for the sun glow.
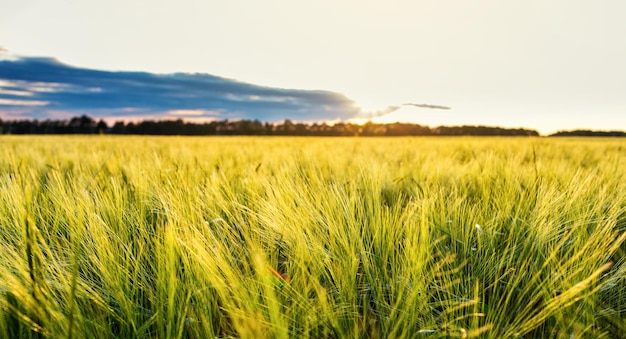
[371,106,423,124]
[349,104,455,127]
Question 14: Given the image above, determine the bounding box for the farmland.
[0,136,625,338]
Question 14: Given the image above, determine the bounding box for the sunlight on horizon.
[349,105,456,127]
[1,0,625,133]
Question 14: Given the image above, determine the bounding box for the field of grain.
[0,136,625,338]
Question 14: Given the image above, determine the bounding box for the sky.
[1,0,625,134]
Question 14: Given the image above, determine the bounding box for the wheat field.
[0,136,625,338]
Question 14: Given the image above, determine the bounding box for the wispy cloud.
[0,56,362,121]
[357,102,452,120]
[402,103,451,110]
[166,109,222,117]
[0,98,49,106]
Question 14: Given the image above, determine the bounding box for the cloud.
[0,98,49,106]
[402,103,451,110]
[358,105,401,119]
[166,109,222,117]
[0,87,34,96]
[0,56,361,122]
[357,102,452,119]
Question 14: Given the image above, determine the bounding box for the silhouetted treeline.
[0,115,108,134]
[549,130,626,137]
[0,115,541,136]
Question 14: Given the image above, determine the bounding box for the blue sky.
[1,0,626,134]
[0,55,361,122]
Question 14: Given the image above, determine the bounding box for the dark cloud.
[0,56,360,121]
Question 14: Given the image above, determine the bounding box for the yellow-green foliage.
[0,136,625,338]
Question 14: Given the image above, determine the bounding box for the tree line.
[550,130,626,137]
[0,114,548,136]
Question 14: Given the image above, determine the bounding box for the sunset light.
[2,0,625,134]
[1,1,625,337]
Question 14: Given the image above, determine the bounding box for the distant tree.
[69,115,96,133]
[111,121,126,134]
[0,115,547,136]
[96,119,108,134]
[282,119,295,135]
[550,130,626,137]
[126,122,138,134]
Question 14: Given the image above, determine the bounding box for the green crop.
[0,135,624,338]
